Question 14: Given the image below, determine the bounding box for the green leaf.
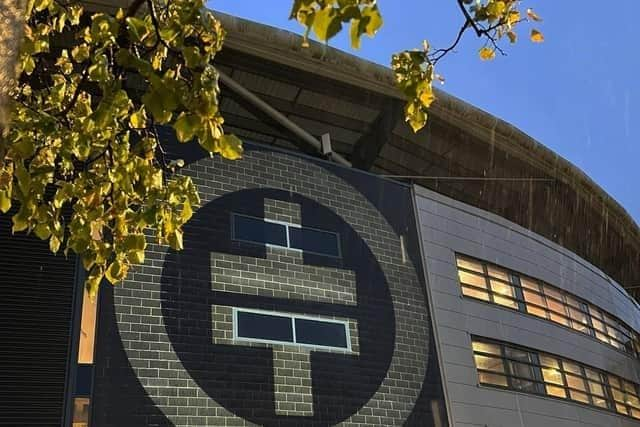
[123,234,146,251]
[34,223,52,240]
[173,113,199,143]
[218,134,244,160]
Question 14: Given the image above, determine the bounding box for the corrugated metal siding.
[0,213,76,425]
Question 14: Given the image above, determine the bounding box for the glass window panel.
[615,403,629,415]
[631,409,640,419]
[612,388,625,402]
[508,361,536,380]
[78,287,98,364]
[550,312,571,327]
[512,378,539,393]
[474,355,505,373]
[628,396,640,409]
[505,347,531,363]
[526,304,548,319]
[588,304,603,318]
[456,257,484,273]
[584,368,602,382]
[564,296,580,308]
[565,374,587,392]
[72,397,90,427]
[542,367,564,385]
[461,286,490,301]
[487,266,510,281]
[233,215,287,247]
[294,318,348,348]
[592,396,609,408]
[595,331,610,344]
[568,307,589,324]
[608,376,621,389]
[562,361,582,375]
[458,271,487,288]
[472,341,501,355]
[623,380,636,394]
[490,280,514,296]
[570,319,591,334]
[236,311,293,342]
[588,381,605,397]
[493,295,518,309]
[570,390,590,404]
[523,290,545,306]
[478,372,508,387]
[546,384,567,398]
[547,298,567,315]
[543,286,563,301]
[539,355,560,369]
[520,277,541,291]
[591,318,606,332]
[289,227,340,257]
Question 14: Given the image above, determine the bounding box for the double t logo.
[161,188,395,425]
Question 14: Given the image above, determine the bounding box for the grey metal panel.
[414,185,640,426]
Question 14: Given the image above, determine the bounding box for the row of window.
[232,214,341,258]
[456,255,640,358]
[234,309,350,351]
[72,287,98,426]
[472,337,640,419]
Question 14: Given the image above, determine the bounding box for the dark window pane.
[289,227,340,257]
[233,216,287,247]
[295,318,348,348]
[75,364,93,396]
[237,311,293,342]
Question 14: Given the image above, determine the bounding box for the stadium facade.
[2,8,640,427]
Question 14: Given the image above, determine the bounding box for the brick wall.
[93,143,441,426]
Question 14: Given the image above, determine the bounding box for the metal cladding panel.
[0,212,76,425]
[414,184,640,427]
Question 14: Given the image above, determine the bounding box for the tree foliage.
[4,0,241,296]
[0,0,544,294]
[290,0,544,132]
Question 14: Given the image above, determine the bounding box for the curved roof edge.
[214,11,640,272]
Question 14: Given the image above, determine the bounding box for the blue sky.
[210,1,639,224]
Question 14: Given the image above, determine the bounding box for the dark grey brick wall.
[93,143,440,426]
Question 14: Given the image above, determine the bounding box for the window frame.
[457,254,640,359]
[231,213,342,258]
[232,307,352,352]
[472,336,640,420]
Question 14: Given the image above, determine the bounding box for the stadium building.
[2,9,640,427]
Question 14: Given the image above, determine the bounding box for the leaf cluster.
[4,0,242,296]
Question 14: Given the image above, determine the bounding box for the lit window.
[471,337,640,419]
[456,255,640,359]
[72,397,90,427]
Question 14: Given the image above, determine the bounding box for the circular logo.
[160,188,396,426]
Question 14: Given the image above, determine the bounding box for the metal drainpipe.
[216,69,352,168]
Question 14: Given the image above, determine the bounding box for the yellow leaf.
[127,250,145,264]
[218,134,243,160]
[129,108,147,129]
[50,235,61,253]
[168,229,184,251]
[507,31,517,44]
[479,47,496,61]
[418,86,435,109]
[0,191,11,213]
[527,8,543,22]
[181,199,193,222]
[105,259,129,284]
[530,29,544,43]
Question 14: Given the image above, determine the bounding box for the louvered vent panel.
[0,212,76,425]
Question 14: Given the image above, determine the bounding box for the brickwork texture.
[92,143,439,426]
